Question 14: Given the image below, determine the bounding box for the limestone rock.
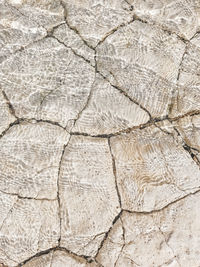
[0,0,200,266]
[96,20,185,118]
[0,37,95,128]
[96,219,124,267]
[128,0,200,40]
[175,115,200,161]
[0,1,46,62]
[61,0,134,47]
[53,23,95,66]
[171,34,200,117]
[110,124,200,212]
[97,192,200,266]
[59,135,120,256]
[0,121,70,198]
[23,250,98,267]
[0,91,16,134]
[72,74,150,135]
[6,0,64,30]
[0,198,59,266]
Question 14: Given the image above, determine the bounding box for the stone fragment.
[0,121,70,198]
[59,135,120,256]
[97,192,200,266]
[6,0,64,30]
[171,34,200,117]
[0,1,47,61]
[61,0,134,47]
[174,115,200,161]
[97,21,185,118]
[22,250,98,267]
[110,124,200,212]
[53,24,95,66]
[0,91,16,134]
[0,199,59,267]
[127,0,200,40]
[0,38,95,127]
[96,219,124,267]
[72,74,150,135]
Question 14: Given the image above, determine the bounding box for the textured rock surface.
[0,0,200,266]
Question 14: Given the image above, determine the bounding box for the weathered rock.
[0,0,200,266]
[61,0,134,47]
[59,135,120,256]
[174,115,200,161]
[97,192,200,266]
[0,121,69,198]
[0,91,16,134]
[0,37,95,128]
[110,124,200,212]
[127,0,200,40]
[23,250,98,267]
[0,198,59,266]
[6,0,64,30]
[53,23,95,66]
[97,20,185,118]
[0,1,46,62]
[171,34,200,118]
[96,219,124,267]
[72,74,150,135]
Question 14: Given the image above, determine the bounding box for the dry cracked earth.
[1,0,200,266]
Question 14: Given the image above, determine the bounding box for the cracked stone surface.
[0,0,200,266]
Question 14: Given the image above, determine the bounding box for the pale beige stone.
[128,0,200,40]
[0,0,65,62]
[97,20,185,118]
[97,192,200,266]
[6,0,64,30]
[61,0,134,47]
[0,1,46,61]
[0,199,59,267]
[96,219,124,267]
[110,124,200,212]
[0,37,95,127]
[171,34,200,117]
[0,121,70,198]
[174,115,200,161]
[59,135,120,256]
[23,250,98,267]
[72,74,150,135]
[0,0,200,265]
[53,23,95,66]
[0,91,16,134]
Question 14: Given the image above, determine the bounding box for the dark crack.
[1,90,18,119]
[57,136,72,246]
[131,13,188,44]
[95,70,152,119]
[94,210,122,259]
[0,189,56,201]
[108,138,122,209]
[172,125,200,168]
[71,50,97,130]
[59,0,95,51]
[113,217,126,267]
[123,188,200,215]
[17,246,98,267]
[95,17,135,48]
[51,35,92,65]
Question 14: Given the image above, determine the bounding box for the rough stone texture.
[110,124,200,212]
[59,135,120,257]
[0,0,200,266]
[170,33,200,118]
[96,20,185,118]
[97,192,200,267]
